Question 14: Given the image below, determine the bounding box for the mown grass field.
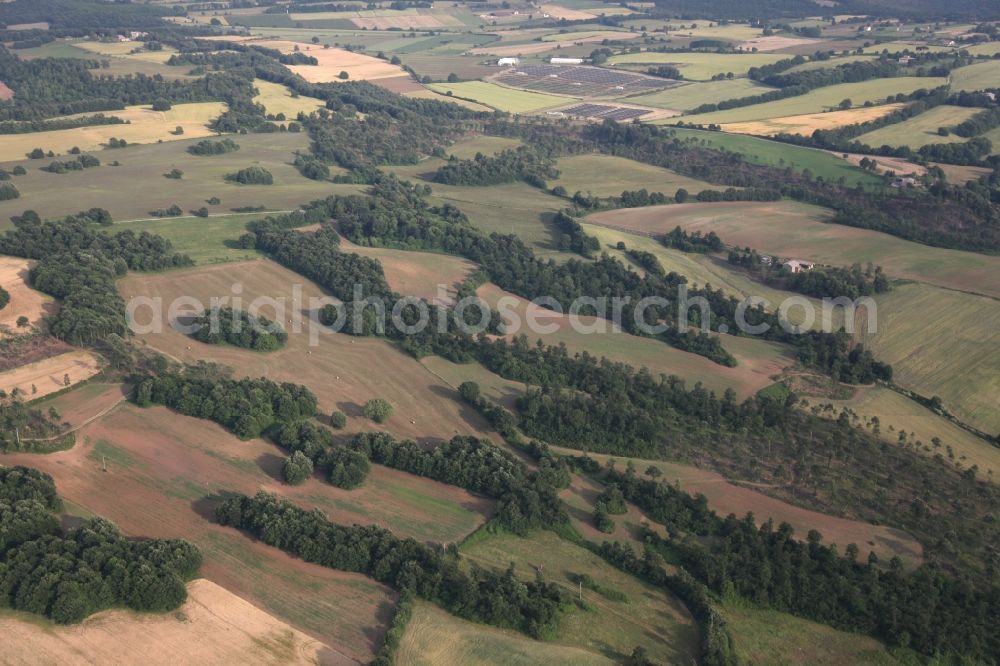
[403,87,494,111]
[446,134,523,159]
[427,81,575,112]
[585,201,1000,298]
[397,601,612,666]
[856,105,983,148]
[672,77,948,125]
[0,132,355,224]
[0,101,226,162]
[722,602,903,665]
[119,214,267,264]
[580,223,837,328]
[784,54,878,73]
[666,127,882,186]
[623,78,776,112]
[720,103,905,136]
[119,260,498,444]
[461,531,700,663]
[860,283,1000,436]
[607,51,788,80]
[552,153,720,197]
[949,59,1000,92]
[828,386,1000,480]
[477,283,795,400]
[252,79,325,118]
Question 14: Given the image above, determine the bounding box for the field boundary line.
[118,210,297,225]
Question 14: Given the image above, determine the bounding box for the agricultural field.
[737,34,820,52]
[477,283,795,401]
[719,103,905,136]
[783,54,879,73]
[722,603,903,665]
[120,215,267,265]
[666,127,883,187]
[828,386,1000,480]
[119,260,498,443]
[397,601,612,666]
[462,531,700,663]
[339,238,477,305]
[547,448,924,566]
[551,154,720,197]
[1,407,399,662]
[73,39,178,63]
[623,78,777,112]
[252,79,325,118]
[0,579,331,666]
[579,223,837,329]
[964,42,1000,56]
[673,77,948,125]
[0,132,349,224]
[267,40,407,82]
[860,283,1000,436]
[0,256,54,331]
[948,59,1000,92]
[403,87,494,111]
[862,42,954,54]
[31,381,130,432]
[585,201,1000,299]
[427,80,574,112]
[446,134,523,159]
[0,101,226,162]
[855,105,984,147]
[606,51,788,80]
[0,350,101,401]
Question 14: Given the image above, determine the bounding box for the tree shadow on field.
[337,400,364,418]
[538,211,563,253]
[256,452,285,482]
[191,491,243,523]
[428,383,488,434]
[366,597,400,654]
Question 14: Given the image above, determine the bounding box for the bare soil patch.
[352,15,446,29]
[0,350,101,400]
[269,41,409,82]
[0,579,338,666]
[0,81,13,101]
[0,256,55,331]
[371,75,423,93]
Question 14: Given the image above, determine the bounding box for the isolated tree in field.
[594,503,615,533]
[165,168,183,179]
[0,183,19,201]
[838,98,853,110]
[675,187,689,203]
[330,410,347,428]
[600,483,627,514]
[338,70,349,80]
[225,166,273,185]
[12,166,26,176]
[282,451,314,485]
[16,316,28,328]
[27,148,45,159]
[363,398,393,423]
[173,126,184,135]
[458,381,480,404]
[152,99,172,112]
[447,73,459,82]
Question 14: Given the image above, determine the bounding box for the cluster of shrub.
[187,138,240,156]
[40,154,99,174]
[660,226,723,253]
[0,466,201,625]
[225,166,273,185]
[0,114,125,135]
[189,307,288,351]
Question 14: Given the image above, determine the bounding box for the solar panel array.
[495,64,678,97]
[559,104,650,121]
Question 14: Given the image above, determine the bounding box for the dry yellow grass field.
[722,103,905,136]
[738,35,820,51]
[252,79,325,118]
[269,41,408,82]
[0,256,55,331]
[397,601,612,666]
[0,579,339,666]
[0,102,226,161]
[538,4,599,20]
[0,350,101,400]
[120,260,496,444]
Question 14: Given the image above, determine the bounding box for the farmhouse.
[497,57,519,66]
[782,259,815,273]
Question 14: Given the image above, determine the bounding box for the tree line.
[215,491,569,638]
[190,307,287,351]
[135,372,317,440]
